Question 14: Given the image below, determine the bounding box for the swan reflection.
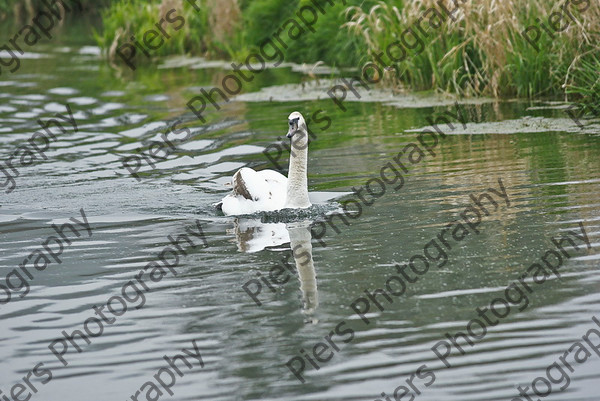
[288,222,318,314]
[230,218,318,315]
[228,219,289,253]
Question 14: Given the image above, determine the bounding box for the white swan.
[219,111,312,215]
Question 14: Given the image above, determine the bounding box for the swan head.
[287,111,307,139]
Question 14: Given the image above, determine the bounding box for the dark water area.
[1,22,600,401]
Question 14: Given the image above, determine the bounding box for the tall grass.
[97,0,376,68]
[343,0,600,103]
[94,0,598,108]
[563,53,600,113]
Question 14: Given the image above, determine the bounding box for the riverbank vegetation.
[343,1,599,108]
[26,0,597,108]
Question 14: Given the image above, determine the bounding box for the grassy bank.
[95,0,373,66]
[344,0,599,106]
[92,0,598,108]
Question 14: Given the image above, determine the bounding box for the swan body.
[220,112,312,215]
[220,168,287,215]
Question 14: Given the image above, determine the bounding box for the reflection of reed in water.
[230,218,318,315]
[287,222,318,315]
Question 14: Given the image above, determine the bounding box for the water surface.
[1,22,600,401]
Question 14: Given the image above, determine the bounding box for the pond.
[1,21,600,401]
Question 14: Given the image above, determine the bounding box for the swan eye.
[289,117,299,127]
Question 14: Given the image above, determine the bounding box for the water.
[1,22,600,401]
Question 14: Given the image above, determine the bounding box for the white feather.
[221,168,287,215]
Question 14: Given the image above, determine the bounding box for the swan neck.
[285,130,310,208]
